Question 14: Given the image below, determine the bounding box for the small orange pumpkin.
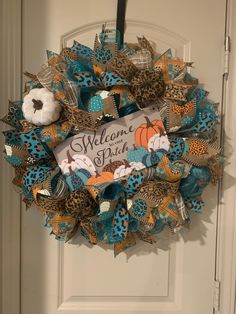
[86,171,114,185]
[135,116,165,149]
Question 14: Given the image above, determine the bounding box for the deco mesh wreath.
[1,26,221,256]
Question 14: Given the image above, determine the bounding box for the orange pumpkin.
[135,116,165,149]
[86,171,114,185]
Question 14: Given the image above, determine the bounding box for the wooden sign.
[54,107,169,188]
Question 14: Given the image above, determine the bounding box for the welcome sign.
[54,107,170,187]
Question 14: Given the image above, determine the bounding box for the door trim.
[0,0,22,314]
[215,1,236,313]
[1,1,236,314]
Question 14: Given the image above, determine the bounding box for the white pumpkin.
[129,161,146,171]
[114,161,146,180]
[114,165,133,179]
[148,134,170,152]
[72,154,96,175]
[22,88,62,126]
[59,151,96,176]
[59,158,78,174]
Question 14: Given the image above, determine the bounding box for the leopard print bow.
[111,51,165,108]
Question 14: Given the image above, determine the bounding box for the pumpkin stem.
[66,150,74,163]
[32,99,43,113]
[68,166,73,175]
[95,170,99,178]
[144,116,153,128]
[123,159,130,167]
[133,144,137,150]
[159,128,165,136]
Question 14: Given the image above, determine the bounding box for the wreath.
[1,25,221,256]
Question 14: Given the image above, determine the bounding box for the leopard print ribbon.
[111,51,165,108]
[166,99,197,132]
[182,138,220,167]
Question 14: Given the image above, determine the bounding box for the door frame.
[0,0,22,314]
[1,0,235,314]
[215,0,236,313]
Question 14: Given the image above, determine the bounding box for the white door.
[21,0,226,313]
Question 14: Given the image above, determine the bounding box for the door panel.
[21,1,226,313]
